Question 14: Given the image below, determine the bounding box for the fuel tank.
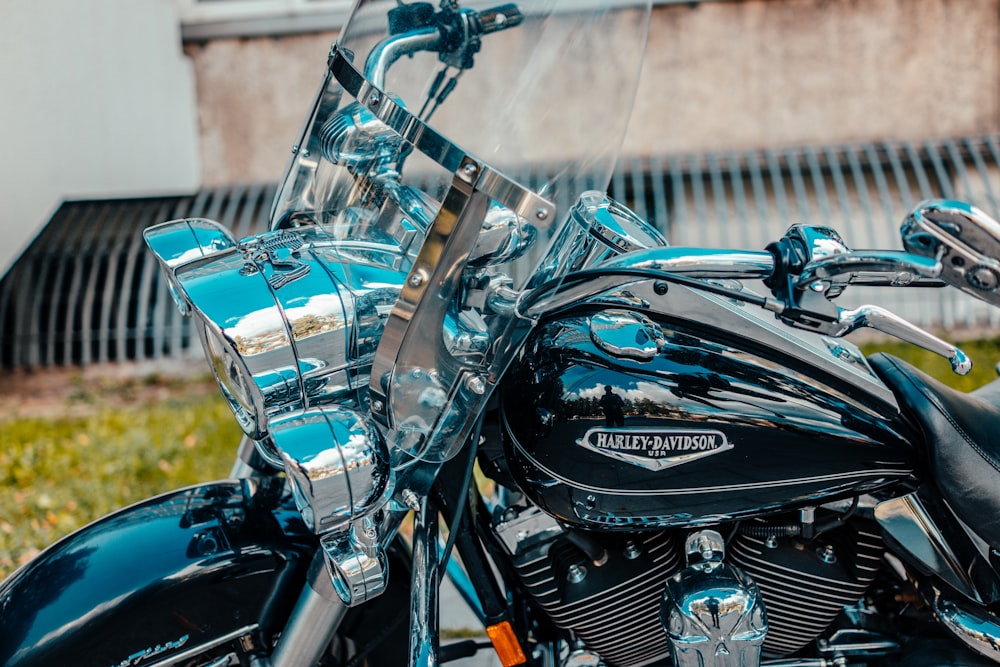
[0,480,316,667]
[500,286,916,530]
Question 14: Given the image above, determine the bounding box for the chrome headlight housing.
[144,218,407,453]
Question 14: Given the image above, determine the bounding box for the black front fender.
[0,480,316,667]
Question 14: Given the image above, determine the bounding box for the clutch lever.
[766,224,971,375]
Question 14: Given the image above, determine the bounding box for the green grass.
[0,380,236,579]
[859,334,1000,393]
[1,334,997,581]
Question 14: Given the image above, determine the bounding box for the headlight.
[143,219,408,446]
[201,322,260,436]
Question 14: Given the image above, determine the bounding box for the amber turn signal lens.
[486,621,527,667]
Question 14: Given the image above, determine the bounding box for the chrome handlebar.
[364,3,524,88]
[521,223,973,374]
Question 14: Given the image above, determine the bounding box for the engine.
[492,502,885,666]
[729,519,885,656]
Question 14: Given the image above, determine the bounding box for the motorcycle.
[5,0,1000,665]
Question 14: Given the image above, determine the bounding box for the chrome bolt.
[408,271,425,288]
[462,162,478,178]
[818,544,837,564]
[368,91,382,106]
[764,536,779,549]
[401,489,421,511]
[465,374,487,395]
[371,399,384,413]
[535,207,549,221]
[566,563,587,584]
[968,265,999,290]
[624,541,641,560]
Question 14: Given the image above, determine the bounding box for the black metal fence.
[4,135,1000,369]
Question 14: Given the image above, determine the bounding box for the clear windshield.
[270,0,651,463]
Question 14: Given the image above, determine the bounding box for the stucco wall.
[184,33,335,186]
[626,0,1000,155]
[187,0,1000,185]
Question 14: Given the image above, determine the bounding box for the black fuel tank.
[500,298,915,531]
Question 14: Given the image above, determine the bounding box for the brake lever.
[766,224,971,375]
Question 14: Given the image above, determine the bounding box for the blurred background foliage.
[0,373,235,578]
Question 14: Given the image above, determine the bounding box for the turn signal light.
[486,621,527,667]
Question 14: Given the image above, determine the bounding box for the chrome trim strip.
[148,624,257,666]
[509,431,904,497]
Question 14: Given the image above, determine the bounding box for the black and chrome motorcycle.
[6,1,1000,666]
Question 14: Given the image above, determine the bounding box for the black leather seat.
[869,353,1000,549]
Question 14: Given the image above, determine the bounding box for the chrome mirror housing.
[903,199,1000,307]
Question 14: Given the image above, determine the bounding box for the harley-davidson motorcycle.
[6,0,1000,665]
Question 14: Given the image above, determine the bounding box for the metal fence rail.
[3,134,1000,369]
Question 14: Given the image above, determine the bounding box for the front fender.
[0,480,316,667]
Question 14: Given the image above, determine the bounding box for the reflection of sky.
[572,379,673,403]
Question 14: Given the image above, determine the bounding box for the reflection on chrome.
[146,220,409,441]
[660,530,767,667]
[270,407,390,534]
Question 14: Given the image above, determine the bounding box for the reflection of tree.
[290,313,342,340]
[232,313,344,356]
[233,328,287,356]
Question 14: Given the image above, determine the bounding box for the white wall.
[0,0,200,275]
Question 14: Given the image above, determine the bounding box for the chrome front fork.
[261,504,445,667]
[409,499,441,666]
[266,551,350,667]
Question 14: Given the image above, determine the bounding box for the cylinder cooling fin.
[512,531,681,667]
[729,520,885,657]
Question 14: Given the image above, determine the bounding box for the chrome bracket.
[321,516,388,607]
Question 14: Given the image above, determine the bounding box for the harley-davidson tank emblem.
[579,428,733,471]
